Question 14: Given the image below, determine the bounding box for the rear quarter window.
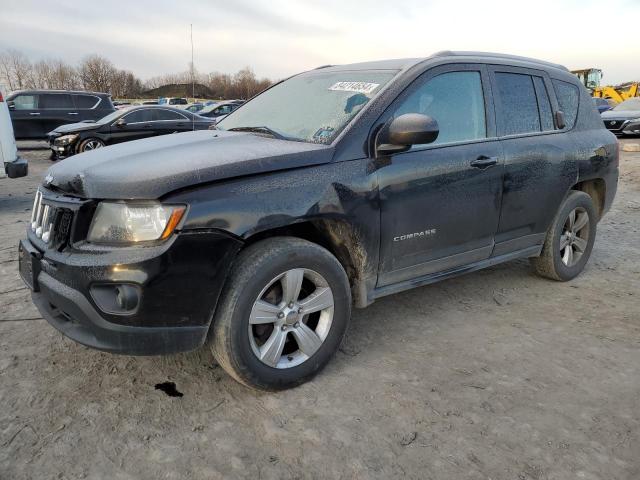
[73,94,99,109]
[552,79,580,129]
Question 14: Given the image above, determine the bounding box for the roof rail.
[430,51,569,72]
[314,64,333,70]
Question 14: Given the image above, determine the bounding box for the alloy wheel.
[84,140,103,151]
[248,268,334,369]
[559,207,590,267]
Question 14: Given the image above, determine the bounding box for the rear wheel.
[531,190,597,281]
[77,138,105,153]
[210,237,351,391]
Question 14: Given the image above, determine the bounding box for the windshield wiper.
[227,126,288,140]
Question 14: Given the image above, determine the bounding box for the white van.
[0,89,27,178]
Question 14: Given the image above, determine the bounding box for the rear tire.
[77,138,105,153]
[210,237,351,391]
[531,190,597,281]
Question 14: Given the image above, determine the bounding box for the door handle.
[29,112,41,116]
[470,155,498,169]
[68,112,78,115]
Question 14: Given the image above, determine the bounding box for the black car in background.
[47,105,214,159]
[197,101,240,119]
[7,90,115,139]
[600,98,640,136]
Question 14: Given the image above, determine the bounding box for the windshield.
[97,110,124,124]
[217,70,397,143]
[613,98,640,111]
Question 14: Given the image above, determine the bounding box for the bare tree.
[79,55,115,92]
[0,49,32,91]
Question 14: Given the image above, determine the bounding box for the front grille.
[30,190,73,248]
[604,119,627,132]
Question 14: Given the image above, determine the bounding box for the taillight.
[0,91,4,102]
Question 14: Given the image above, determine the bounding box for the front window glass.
[123,109,154,123]
[613,98,640,111]
[12,95,38,109]
[394,71,486,146]
[217,70,396,143]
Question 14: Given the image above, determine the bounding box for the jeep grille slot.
[30,190,72,248]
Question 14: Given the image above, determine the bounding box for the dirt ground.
[0,140,639,480]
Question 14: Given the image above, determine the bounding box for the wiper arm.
[227,126,288,140]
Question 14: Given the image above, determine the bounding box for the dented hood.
[45,130,331,199]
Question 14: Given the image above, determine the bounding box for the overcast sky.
[1,0,638,84]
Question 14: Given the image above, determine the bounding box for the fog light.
[90,283,140,315]
[115,285,139,310]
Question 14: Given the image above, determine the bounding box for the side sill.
[369,245,542,303]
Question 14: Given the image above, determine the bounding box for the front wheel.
[210,237,352,391]
[77,138,105,153]
[531,190,597,281]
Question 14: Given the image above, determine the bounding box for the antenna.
[191,23,195,131]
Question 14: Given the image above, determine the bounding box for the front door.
[109,108,157,144]
[8,93,41,139]
[376,65,504,286]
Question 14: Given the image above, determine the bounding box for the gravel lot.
[1,140,639,480]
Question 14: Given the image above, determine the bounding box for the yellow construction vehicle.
[571,68,639,103]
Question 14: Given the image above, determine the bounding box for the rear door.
[376,64,505,286]
[489,66,578,256]
[153,108,190,134]
[39,93,75,134]
[8,93,40,139]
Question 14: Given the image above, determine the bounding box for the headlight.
[87,202,186,245]
[54,134,79,146]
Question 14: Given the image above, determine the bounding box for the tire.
[531,190,597,281]
[77,138,105,153]
[210,237,352,391]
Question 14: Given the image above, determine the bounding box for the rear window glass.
[495,73,540,135]
[73,95,99,109]
[155,109,186,121]
[40,94,74,109]
[552,80,580,129]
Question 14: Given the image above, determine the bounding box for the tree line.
[0,49,274,100]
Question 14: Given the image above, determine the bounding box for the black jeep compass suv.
[19,52,618,390]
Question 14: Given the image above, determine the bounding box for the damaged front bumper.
[19,224,243,355]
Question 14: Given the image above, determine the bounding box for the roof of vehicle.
[314,51,569,74]
[8,89,111,96]
[124,105,194,112]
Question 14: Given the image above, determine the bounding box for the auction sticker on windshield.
[329,82,380,94]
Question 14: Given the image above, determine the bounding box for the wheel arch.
[572,178,606,220]
[242,219,372,307]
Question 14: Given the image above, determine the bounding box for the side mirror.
[7,101,15,110]
[115,118,127,127]
[377,113,439,154]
